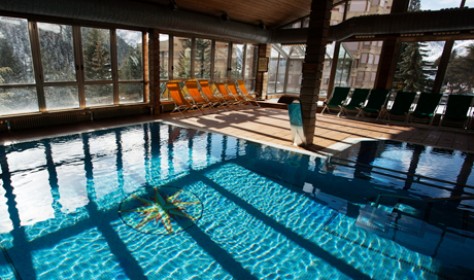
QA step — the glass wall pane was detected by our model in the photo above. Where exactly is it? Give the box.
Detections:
[0,16,37,115]
[418,0,462,11]
[276,56,287,92]
[117,29,143,81]
[214,41,229,81]
[38,23,76,82]
[231,43,244,80]
[335,44,352,87]
[159,34,169,80]
[442,40,474,94]
[284,45,305,93]
[267,47,279,94]
[0,16,35,84]
[173,36,192,79]
[84,84,113,106]
[119,83,144,103]
[81,27,112,81]
[345,0,391,19]
[342,40,382,89]
[286,60,302,93]
[244,44,256,79]
[194,38,211,79]
[0,87,38,115]
[330,4,345,25]
[393,41,444,92]
[44,86,79,110]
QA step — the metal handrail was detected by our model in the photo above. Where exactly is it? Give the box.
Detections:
[373,193,474,208]
[328,156,474,191]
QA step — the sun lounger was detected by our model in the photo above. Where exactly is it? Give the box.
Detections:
[439,94,474,129]
[379,91,416,122]
[408,92,442,125]
[166,80,199,114]
[321,87,350,114]
[337,88,370,117]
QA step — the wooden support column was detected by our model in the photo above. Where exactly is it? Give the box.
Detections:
[327,0,348,101]
[374,0,410,89]
[300,0,332,146]
[433,0,467,93]
[149,29,161,115]
[255,44,271,100]
[432,40,454,93]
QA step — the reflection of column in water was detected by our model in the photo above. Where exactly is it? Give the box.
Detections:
[354,141,378,179]
[403,144,425,190]
[0,145,38,280]
[451,153,474,207]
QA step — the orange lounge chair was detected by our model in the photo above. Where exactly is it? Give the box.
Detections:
[226,82,251,105]
[214,82,241,105]
[166,80,199,113]
[184,80,213,109]
[198,80,227,107]
[237,80,260,106]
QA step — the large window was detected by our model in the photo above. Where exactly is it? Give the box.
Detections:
[0,16,147,117]
[117,29,144,104]
[244,44,257,92]
[267,44,305,95]
[0,16,38,115]
[159,34,169,80]
[39,23,79,110]
[173,36,192,79]
[230,43,244,80]
[418,0,467,11]
[214,41,229,81]
[442,40,474,94]
[194,38,211,79]
[81,27,113,106]
[393,41,444,92]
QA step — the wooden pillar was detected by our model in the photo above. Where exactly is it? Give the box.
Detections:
[300,0,332,146]
[149,29,161,114]
[374,0,410,89]
[432,1,466,93]
[255,44,270,100]
[327,0,348,100]
[432,40,454,93]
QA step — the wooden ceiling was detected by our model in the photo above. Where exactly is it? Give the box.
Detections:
[138,0,313,28]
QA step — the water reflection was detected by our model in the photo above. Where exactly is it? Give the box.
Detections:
[0,123,246,234]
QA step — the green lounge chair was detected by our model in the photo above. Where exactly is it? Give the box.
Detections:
[439,94,474,129]
[408,92,442,125]
[356,88,390,118]
[321,87,350,114]
[337,88,370,117]
[379,91,416,122]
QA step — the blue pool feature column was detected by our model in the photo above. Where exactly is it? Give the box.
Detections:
[299,0,332,146]
[279,96,307,146]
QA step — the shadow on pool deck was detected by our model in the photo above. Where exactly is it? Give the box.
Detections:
[165,107,474,155]
[1,107,473,155]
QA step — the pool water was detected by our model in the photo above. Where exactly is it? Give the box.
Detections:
[0,122,473,279]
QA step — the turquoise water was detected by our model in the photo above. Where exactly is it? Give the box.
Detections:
[0,122,473,279]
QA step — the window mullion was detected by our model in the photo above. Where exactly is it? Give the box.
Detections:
[242,44,247,81]
[168,35,174,80]
[190,38,196,79]
[227,42,233,81]
[29,21,46,112]
[72,26,86,108]
[110,29,119,104]
[210,40,216,81]
[143,32,149,103]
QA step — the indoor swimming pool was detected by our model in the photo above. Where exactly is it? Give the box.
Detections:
[0,121,473,279]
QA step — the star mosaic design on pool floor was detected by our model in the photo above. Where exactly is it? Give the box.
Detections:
[119,187,203,235]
